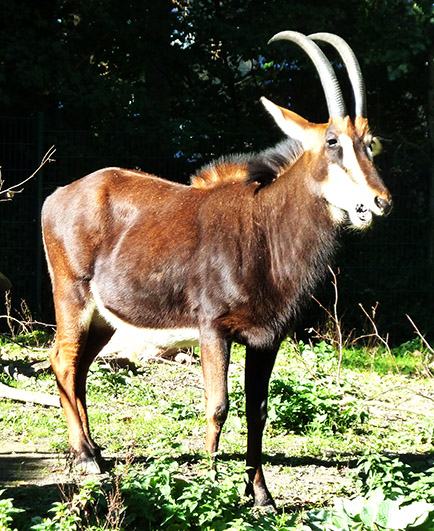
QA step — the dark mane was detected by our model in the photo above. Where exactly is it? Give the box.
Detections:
[191,138,303,190]
[246,138,304,188]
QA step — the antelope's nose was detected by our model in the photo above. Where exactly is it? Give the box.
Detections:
[375,195,393,216]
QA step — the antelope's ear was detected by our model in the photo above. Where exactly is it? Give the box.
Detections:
[260,97,310,143]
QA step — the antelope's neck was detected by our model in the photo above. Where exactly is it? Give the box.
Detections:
[259,172,338,314]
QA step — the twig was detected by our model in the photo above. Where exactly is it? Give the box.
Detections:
[366,400,434,419]
[406,314,434,365]
[329,267,344,386]
[366,384,434,404]
[359,303,400,374]
[312,266,344,386]
[289,339,319,380]
[0,314,55,329]
[0,145,56,201]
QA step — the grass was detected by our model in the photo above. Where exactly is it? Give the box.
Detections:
[0,332,433,529]
[341,338,429,375]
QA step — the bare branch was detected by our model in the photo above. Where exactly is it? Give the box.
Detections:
[328,266,344,386]
[311,267,344,385]
[359,303,400,373]
[406,314,434,356]
[0,145,56,201]
[406,314,434,370]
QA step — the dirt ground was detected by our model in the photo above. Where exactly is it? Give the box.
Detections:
[1,343,433,515]
[0,441,356,515]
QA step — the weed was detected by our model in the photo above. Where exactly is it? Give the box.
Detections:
[30,479,104,530]
[341,340,430,375]
[268,375,367,435]
[87,364,156,403]
[296,340,337,377]
[355,454,434,502]
[229,359,367,437]
[305,490,434,531]
[1,332,433,529]
[0,490,23,531]
[4,446,299,530]
[163,400,201,421]
[304,455,434,530]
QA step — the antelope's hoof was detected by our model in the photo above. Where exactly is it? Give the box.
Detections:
[253,499,276,512]
[76,456,102,474]
[248,485,276,509]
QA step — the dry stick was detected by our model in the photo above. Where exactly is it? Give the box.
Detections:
[312,266,344,386]
[329,266,344,386]
[2,286,56,340]
[0,145,56,201]
[406,314,434,367]
[367,384,434,404]
[0,313,55,331]
[290,341,319,380]
[363,384,434,419]
[366,399,434,419]
[358,303,400,374]
[0,381,60,407]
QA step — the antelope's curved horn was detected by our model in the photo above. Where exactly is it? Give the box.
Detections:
[268,30,346,119]
[309,32,367,118]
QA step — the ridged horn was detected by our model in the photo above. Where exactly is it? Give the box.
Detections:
[309,32,367,118]
[268,30,346,119]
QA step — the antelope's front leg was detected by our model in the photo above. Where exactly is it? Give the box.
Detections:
[245,346,278,507]
[200,331,231,455]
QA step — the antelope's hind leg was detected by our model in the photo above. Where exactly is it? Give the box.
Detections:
[50,289,114,473]
[75,321,115,465]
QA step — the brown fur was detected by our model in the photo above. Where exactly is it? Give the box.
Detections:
[192,160,249,188]
[42,112,391,508]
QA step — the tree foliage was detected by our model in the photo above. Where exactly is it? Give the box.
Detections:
[1,1,432,160]
[0,0,433,338]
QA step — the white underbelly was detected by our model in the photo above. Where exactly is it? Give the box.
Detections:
[90,282,200,349]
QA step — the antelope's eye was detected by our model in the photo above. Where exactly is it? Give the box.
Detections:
[325,125,340,152]
[326,134,339,148]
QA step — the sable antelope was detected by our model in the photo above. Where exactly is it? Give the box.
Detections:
[42,31,391,507]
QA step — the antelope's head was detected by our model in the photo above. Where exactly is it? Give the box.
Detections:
[262,31,392,229]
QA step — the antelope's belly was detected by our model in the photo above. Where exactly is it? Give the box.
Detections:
[90,282,199,348]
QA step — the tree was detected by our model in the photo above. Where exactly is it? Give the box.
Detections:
[0,0,432,338]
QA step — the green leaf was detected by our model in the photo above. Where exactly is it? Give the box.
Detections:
[359,488,385,527]
[375,499,403,528]
[388,501,434,529]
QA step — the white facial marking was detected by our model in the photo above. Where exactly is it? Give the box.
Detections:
[340,134,366,185]
[90,282,199,348]
[322,133,382,228]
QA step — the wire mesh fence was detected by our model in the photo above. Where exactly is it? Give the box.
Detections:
[0,114,431,342]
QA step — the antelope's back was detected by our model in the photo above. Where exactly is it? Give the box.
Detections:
[41,168,200,285]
